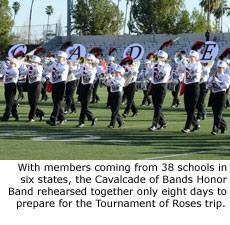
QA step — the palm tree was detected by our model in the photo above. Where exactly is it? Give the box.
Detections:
[213,0,228,31]
[28,0,35,44]
[199,0,220,27]
[45,5,54,40]
[123,0,129,34]
[129,0,134,34]
[117,0,121,34]
[12,1,20,21]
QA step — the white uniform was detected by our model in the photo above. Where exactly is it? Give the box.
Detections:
[50,62,69,84]
[149,61,171,84]
[200,67,210,83]
[24,64,43,84]
[138,66,152,81]
[107,77,125,93]
[78,65,97,85]
[123,66,139,86]
[67,65,78,82]
[3,67,19,84]
[178,62,202,84]
[208,73,230,93]
[105,63,117,75]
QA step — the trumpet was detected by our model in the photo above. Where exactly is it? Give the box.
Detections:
[78,57,85,64]
[151,53,158,62]
[174,52,187,65]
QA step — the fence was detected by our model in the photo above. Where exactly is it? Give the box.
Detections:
[11,24,58,44]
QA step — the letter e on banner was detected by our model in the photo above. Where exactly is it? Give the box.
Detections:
[198,41,218,63]
[123,43,144,61]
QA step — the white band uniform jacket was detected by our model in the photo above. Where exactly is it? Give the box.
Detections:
[24,64,43,84]
[50,62,69,84]
[123,66,139,84]
[3,67,19,84]
[78,65,97,85]
[107,77,125,93]
[200,67,210,83]
[208,73,230,93]
[138,66,153,81]
[170,67,184,83]
[67,65,78,82]
[148,61,172,84]
[105,63,117,75]
[178,62,202,85]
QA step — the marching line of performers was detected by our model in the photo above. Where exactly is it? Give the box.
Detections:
[1,41,230,135]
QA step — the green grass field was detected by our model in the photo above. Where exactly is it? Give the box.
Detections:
[0,82,230,160]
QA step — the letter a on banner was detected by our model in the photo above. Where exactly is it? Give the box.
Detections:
[66,44,86,61]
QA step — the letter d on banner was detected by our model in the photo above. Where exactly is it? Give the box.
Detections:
[123,43,144,61]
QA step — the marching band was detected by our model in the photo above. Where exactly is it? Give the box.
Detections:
[1,40,230,135]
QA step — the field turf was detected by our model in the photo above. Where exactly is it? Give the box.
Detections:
[0,82,230,160]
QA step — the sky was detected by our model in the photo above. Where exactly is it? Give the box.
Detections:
[8,0,230,34]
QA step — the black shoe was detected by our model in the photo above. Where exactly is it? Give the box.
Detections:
[118,121,125,128]
[64,110,68,115]
[0,117,9,122]
[15,114,20,121]
[196,115,201,121]
[191,125,200,132]
[211,131,217,135]
[171,104,176,108]
[181,128,190,133]
[147,102,152,106]
[26,118,32,122]
[158,124,167,130]
[107,125,114,129]
[140,104,146,107]
[70,110,77,114]
[90,100,95,104]
[39,112,45,121]
[91,118,97,126]
[221,128,227,134]
[148,126,157,131]
[122,113,127,118]
[76,123,85,128]
[46,120,55,126]
[131,112,138,117]
[201,113,206,120]
[59,119,67,125]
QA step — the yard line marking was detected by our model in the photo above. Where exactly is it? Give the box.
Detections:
[141,148,230,160]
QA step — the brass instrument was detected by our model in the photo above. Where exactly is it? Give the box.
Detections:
[151,53,158,63]
[79,57,85,64]
[174,52,187,65]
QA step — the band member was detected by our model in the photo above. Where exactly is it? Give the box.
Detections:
[41,52,55,101]
[1,58,20,121]
[207,60,230,135]
[121,57,139,118]
[76,53,97,127]
[147,43,172,131]
[64,59,78,114]
[46,51,69,126]
[170,63,183,107]
[138,56,153,106]
[224,53,230,108]
[106,65,125,128]
[178,41,203,133]
[23,55,45,122]
[196,61,213,120]
[105,48,117,107]
[91,58,102,104]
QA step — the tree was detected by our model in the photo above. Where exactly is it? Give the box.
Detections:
[72,0,124,35]
[128,0,188,34]
[190,8,207,33]
[213,0,228,31]
[28,0,35,44]
[45,5,54,40]
[199,0,220,27]
[123,0,129,34]
[0,0,16,53]
[12,1,20,21]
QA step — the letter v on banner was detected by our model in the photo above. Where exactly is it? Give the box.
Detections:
[198,41,219,63]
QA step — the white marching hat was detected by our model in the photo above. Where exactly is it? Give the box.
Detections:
[115,65,125,75]
[217,60,227,69]
[189,50,200,60]
[95,58,100,64]
[58,51,67,59]
[157,50,168,59]
[31,55,41,64]
[224,58,230,66]
[108,56,115,61]
[86,53,96,62]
